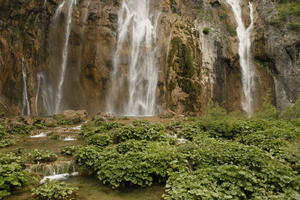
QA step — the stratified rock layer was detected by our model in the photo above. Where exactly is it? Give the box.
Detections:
[0,0,299,116]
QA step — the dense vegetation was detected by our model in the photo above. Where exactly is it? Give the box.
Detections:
[0,153,29,199]
[0,96,299,199]
[32,180,78,200]
[74,98,300,199]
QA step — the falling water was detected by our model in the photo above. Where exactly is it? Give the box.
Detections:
[225,0,255,114]
[36,0,75,116]
[107,0,160,116]
[55,0,75,114]
[22,58,31,116]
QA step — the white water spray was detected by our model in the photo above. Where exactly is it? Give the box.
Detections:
[22,58,31,116]
[55,0,75,114]
[225,0,255,114]
[107,0,160,116]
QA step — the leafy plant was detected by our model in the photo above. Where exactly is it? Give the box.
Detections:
[0,153,28,199]
[0,139,15,148]
[88,134,111,147]
[32,180,78,200]
[61,146,79,156]
[0,124,6,138]
[28,149,57,163]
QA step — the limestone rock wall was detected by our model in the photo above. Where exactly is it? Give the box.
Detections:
[0,0,299,116]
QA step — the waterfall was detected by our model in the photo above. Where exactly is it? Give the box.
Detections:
[225,0,255,114]
[36,0,75,116]
[55,0,75,114]
[22,58,31,116]
[107,0,160,116]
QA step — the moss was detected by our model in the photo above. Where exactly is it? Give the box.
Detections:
[168,37,194,78]
[177,78,200,112]
[226,23,237,37]
[269,2,300,31]
[203,27,210,35]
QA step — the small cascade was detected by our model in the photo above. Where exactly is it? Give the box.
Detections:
[26,160,79,183]
[63,136,77,141]
[55,0,75,114]
[107,0,160,116]
[30,132,48,138]
[21,58,31,116]
[225,0,255,114]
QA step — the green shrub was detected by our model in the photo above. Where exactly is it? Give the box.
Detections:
[7,124,33,135]
[88,134,111,147]
[61,146,79,156]
[32,180,78,200]
[0,125,6,138]
[164,165,300,200]
[77,141,183,188]
[0,139,14,148]
[0,153,28,199]
[280,94,300,119]
[54,115,82,125]
[112,123,166,143]
[75,116,300,198]
[28,149,57,163]
[80,121,120,138]
[238,127,300,153]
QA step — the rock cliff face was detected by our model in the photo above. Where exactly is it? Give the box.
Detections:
[0,0,299,116]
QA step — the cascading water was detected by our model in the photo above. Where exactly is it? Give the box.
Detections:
[55,0,75,114]
[225,0,255,114]
[36,0,75,116]
[22,58,31,116]
[107,0,160,116]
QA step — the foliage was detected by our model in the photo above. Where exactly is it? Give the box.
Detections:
[238,127,300,153]
[0,139,14,148]
[76,141,183,188]
[112,123,167,143]
[28,149,57,163]
[202,27,210,34]
[61,146,79,156]
[255,92,279,119]
[7,123,33,135]
[88,134,111,147]
[270,1,300,31]
[75,114,300,199]
[0,125,6,139]
[280,94,300,119]
[0,153,28,199]
[80,120,120,138]
[164,165,300,200]
[53,115,82,125]
[32,180,78,200]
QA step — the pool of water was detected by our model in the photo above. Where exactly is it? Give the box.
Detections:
[6,176,164,200]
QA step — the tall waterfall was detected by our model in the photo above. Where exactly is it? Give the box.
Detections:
[107,0,160,116]
[36,0,75,116]
[225,0,255,114]
[55,0,75,114]
[22,58,31,116]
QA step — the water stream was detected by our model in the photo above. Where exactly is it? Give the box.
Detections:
[21,58,31,116]
[107,0,160,116]
[35,0,75,116]
[55,0,75,114]
[225,0,255,114]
